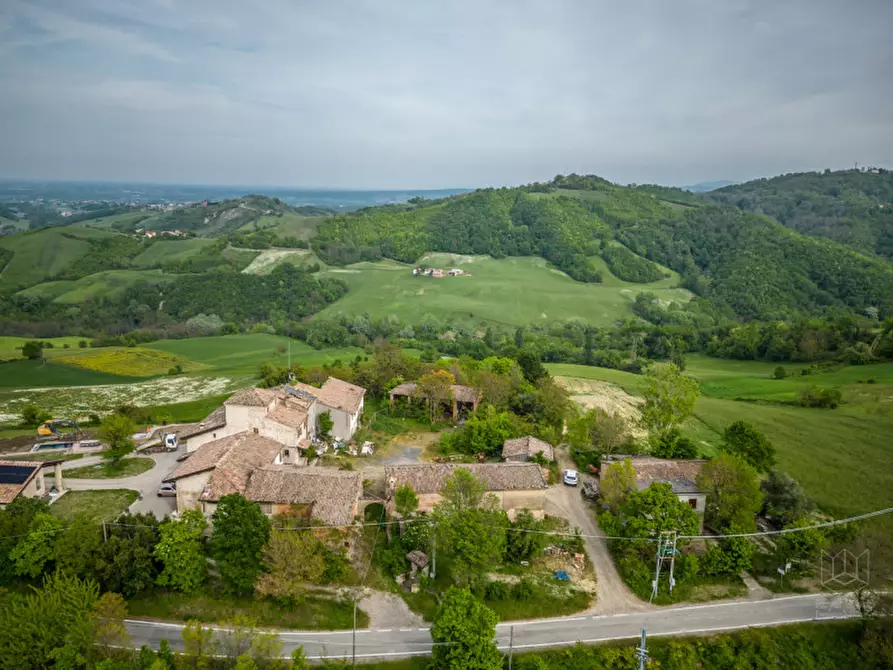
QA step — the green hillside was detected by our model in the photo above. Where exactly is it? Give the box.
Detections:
[709,168,893,258]
[316,252,689,327]
[131,238,215,267]
[311,175,893,320]
[0,226,121,290]
[16,269,174,304]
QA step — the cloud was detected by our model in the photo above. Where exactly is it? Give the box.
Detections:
[1,0,891,187]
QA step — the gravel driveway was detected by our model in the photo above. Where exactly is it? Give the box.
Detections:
[545,449,652,614]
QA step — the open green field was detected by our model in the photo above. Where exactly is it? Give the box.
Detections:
[317,253,691,327]
[239,212,324,239]
[0,359,131,389]
[131,238,214,267]
[548,359,893,519]
[78,211,152,231]
[17,269,174,304]
[0,226,117,289]
[0,336,87,361]
[145,333,363,377]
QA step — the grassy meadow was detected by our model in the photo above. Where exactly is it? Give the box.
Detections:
[548,357,893,519]
[316,253,691,327]
[0,226,116,289]
[130,238,215,267]
[16,269,174,304]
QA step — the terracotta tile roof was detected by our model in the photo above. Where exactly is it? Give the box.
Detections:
[385,463,548,497]
[225,387,278,407]
[604,456,707,495]
[166,432,282,497]
[389,382,479,404]
[502,436,554,461]
[316,377,366,413]
[177,405,226,439]
[244,467,362,526]
[266,404,308,430]
[0,460,46,505]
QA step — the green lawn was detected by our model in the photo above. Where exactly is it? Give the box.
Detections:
[316,253,691,328]
[79,211,152,231]
[0,359,131,389]
[145,334,363,377]
[127,590,366,630]
[50,489,138,523]
[61,457,154,479]
[547,359,893,519]
[145,393,232,423]
[130,238,215,267]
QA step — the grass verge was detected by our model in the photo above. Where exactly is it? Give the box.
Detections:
[127,590,367,630]
[50,489,138,523]
[62,457,155,479]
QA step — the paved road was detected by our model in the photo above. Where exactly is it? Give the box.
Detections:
[59,449,181,518]
[124,592,857,662]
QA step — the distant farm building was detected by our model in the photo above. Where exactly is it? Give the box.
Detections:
[389,382,480,420]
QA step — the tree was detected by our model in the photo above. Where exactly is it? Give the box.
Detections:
[291,646,309,669]
[11,511,63,578]
[760,470,815,526]
[394,483,419,517]
[721,421,776,473]
[22,340,43,360]
[600,459,637,512]
[182,620,216,670]
[640,363,699,439]
[649,428,698,459]
[255,529,325,605]
[95,512,160,598]
[773,366,787,379]
[775,518,829,567]
[440,468,487,512]
[99,413,137,464]
[431,587,502,670]
[0,572,99,670]
[505,509,544,563]
[211,494,272,594]
[91,592,131,656]
[155,509,208,593]
[0,496,49,584]
[54,515,103,580]
[20,403,50,427]
[697,453,763,532]
[417,369,455,421]
[702,525,754,575]
[622,483,701,540]
[517,349,546,383]
[316,411,334,442]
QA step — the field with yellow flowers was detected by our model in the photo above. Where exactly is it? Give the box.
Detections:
[55,347,204,377]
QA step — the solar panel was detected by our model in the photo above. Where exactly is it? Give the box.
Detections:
[0,464,38,485]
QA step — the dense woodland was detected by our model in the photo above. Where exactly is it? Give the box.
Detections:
[709,168,893,258]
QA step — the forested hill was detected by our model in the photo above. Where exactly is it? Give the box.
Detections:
[312,174,893,321]
[708,169,893,259]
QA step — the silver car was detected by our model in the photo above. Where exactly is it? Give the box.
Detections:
[156,483,177,497]
[563,469,579,486]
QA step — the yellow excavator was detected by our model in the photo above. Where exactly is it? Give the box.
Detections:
[36,419,81,439]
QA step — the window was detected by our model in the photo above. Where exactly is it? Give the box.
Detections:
[688,498,698,509]
[283,449,290,457]
[261,503,273,515]
[212,432,216,438]
[253,427,259,435]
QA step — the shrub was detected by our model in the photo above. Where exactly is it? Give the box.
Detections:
[484,580,510,601]
[773,366,786,379]
[512,579,536,601]
[798,386,841,409]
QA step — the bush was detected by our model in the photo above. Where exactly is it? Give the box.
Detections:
[798,386,841,409]
[650,429,698,459]
[773,366,786,379]
[484,580,510,601]
[512,579,536,601]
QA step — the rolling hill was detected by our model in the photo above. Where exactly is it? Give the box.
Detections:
[708,168,893,258]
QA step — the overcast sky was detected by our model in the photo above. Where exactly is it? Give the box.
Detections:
[1,0,891,189]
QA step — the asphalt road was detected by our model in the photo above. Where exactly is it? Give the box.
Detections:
[125,592,857,662]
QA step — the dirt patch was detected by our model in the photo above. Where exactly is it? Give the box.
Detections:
[556,378,646,438]
[241,249,312,275]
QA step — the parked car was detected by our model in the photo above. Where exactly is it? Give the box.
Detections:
[157,483,177,497]
[163,433,179,450]
[563,469,579,486]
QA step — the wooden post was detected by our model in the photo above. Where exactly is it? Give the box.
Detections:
[452,399,458,420]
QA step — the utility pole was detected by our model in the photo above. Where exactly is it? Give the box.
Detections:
[102,521,107,542]
[508,625,514,670]
[430,532,436,579]
[650,531,677,602]
[352,597,357,669]
[635,624,648,670]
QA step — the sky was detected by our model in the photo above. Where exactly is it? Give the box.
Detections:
[1,0,891,189]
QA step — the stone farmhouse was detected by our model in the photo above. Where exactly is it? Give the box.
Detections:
[600,455,707,514]
[183,377,366,456]
[384,463,549,520]
[165,432,362,525]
